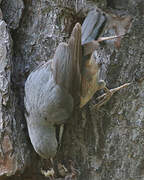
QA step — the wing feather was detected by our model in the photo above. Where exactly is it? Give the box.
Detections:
[52,23,82,105]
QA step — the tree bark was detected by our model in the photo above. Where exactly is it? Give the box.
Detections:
[0,0,144,180]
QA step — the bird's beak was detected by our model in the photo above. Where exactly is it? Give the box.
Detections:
[97,34,125,42]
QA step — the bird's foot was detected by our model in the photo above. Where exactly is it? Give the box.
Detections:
[58,124,64,149]
[93,83,130,109]
[41,158,55,179]
[57,160,80,180]
[41,168,55,180]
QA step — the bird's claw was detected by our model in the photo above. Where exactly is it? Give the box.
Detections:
[93,83,131,109]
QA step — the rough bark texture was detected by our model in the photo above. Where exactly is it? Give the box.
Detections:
[0,0,144,180]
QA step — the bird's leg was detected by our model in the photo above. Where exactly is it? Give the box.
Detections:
[93,86,112,109]
[93,83,130,109]
[59,124,64,144]
[58,124,64,149]
[50,157,54,166]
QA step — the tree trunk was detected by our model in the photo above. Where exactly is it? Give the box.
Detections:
[0,0,144,180]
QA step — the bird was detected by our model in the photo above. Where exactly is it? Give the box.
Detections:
[24,9,128,177]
